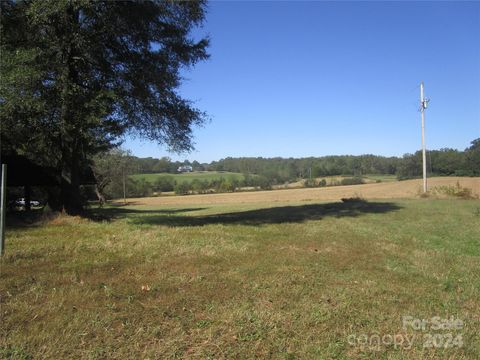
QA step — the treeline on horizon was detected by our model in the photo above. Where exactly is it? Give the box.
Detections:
[129,138,480,183]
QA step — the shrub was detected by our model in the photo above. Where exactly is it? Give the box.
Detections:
[174,182,191,195]
[153,176,175,192]
[418,191,430,198]
[454,169,475,177]
[340,177,365,186]
[191,179,210,194]
[256,176,272,190]
[432,182,476,199]
[217,179,235,193]
[128,178,153,197]
[341,196,365,203]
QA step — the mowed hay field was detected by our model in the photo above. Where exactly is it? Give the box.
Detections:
[125,176,480,206]
[1,178,480,359]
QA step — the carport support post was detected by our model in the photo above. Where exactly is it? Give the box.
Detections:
[1,164,7,256]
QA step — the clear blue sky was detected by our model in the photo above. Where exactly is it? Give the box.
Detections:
[124,1,480,163]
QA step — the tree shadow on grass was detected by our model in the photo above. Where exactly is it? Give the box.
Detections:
[87,207,207,222]
[5,207,208,228]
[125,200,402,227]
[5,200,402,228]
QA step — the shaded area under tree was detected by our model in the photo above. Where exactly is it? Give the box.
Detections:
[90,200,402,227]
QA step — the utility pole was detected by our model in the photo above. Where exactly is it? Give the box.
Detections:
[420,82,429,193]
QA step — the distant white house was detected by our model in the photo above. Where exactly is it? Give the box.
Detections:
[177,165,193,173]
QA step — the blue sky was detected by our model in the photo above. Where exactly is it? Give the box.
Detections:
[124,1,480,163]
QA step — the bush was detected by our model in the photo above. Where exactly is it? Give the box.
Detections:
[217,179,235,193]
[341,195,365,203]
[454,169,475,177]
[255,176,272,190]
[128,178,153,197]
[153,176,175,192]
[319,179,327,187]
[340,177,365,186]
[432,182,476,199]
[174,182,191,195]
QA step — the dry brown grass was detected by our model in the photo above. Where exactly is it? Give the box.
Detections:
[119,177,480,207]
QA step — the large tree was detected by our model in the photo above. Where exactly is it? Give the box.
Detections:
[91,148,135,206]
[0,0,209,213]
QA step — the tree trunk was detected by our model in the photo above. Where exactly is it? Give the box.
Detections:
[94,184,106,207]
[61,148,83,215]
[47,186,63,212]
[57,4,83,215]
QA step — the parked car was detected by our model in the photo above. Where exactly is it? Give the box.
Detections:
[15,198,41,207]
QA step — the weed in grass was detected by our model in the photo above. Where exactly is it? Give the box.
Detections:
[431,181,478,199]
[0,346,33,360]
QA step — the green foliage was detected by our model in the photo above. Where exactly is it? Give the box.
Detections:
[174,182,191,195]
[397,142,480,180]
[190,179,208,194]
[127,178,153,198]
[432,182,477,200]
[0,345,33,360]
[254,176,272,190]
[465,138,480,176]
[217,178,235,193]
[340,177,365,186]
[153,176,176,193]
[99,140,479,195]
[210,155,399,183]
[92,148,135,201]
[132,171,244,184]
[1,0,209,213]
[304,179,317,188]
[396,152,423,180]
[205,142,479,183]
[90,138,480,200]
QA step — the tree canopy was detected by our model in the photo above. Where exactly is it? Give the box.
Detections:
[0,0,209,213]
[102,138,480,190]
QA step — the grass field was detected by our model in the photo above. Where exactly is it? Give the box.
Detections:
[1,179,479,359]
[130,171,245,184]
[363,174,398,182]
[122,176,480,206]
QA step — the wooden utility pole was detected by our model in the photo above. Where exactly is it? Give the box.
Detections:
[420,82,428,193]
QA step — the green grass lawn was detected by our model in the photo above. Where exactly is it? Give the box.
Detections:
[363,174,398,182]
[130,171,245,184]
[1,199,479,359]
